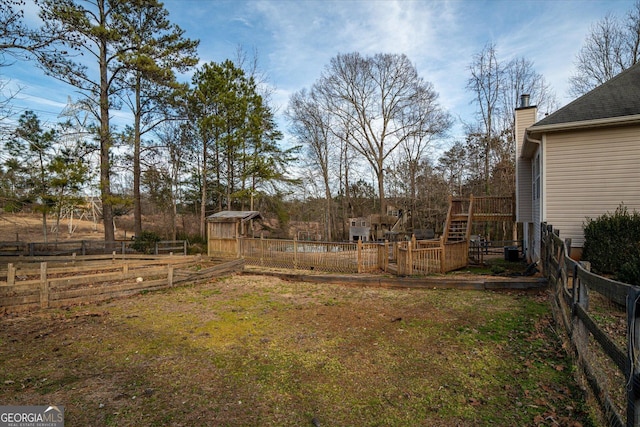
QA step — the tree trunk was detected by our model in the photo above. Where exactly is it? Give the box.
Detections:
[99,36,115,244]
[200,140,207,239]
[133,73,142,237]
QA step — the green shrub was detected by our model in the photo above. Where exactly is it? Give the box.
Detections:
[582,205,640,285]
[131,231,161,254]
[618,257,640,286]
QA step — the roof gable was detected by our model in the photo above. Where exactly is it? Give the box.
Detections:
[532,62,640,128]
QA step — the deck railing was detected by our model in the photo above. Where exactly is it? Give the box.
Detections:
[472,196,514,217]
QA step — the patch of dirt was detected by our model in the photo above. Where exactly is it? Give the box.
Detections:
[0,213,107,242]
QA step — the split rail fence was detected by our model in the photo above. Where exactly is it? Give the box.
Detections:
[209,235,468,275]
[542,223,640,427]
[0,239,188,256]
[0,254,244,313]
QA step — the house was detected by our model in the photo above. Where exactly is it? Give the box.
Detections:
[515,63,640,262]
[348,217,370,242]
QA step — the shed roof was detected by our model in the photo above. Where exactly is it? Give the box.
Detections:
[530,62,640,130]
[206,210,261,222]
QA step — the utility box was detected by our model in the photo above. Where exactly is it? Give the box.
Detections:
[504,246,519,262]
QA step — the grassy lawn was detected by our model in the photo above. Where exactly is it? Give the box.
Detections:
[0,274,594,426]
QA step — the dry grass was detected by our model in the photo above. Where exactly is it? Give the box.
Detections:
[0,274,595,426]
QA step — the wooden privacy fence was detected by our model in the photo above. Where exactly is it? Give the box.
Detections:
[209,235,468,275]
[0,254,244,313]
[542,223,640,427]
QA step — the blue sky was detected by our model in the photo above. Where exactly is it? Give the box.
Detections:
[2,0,636,149]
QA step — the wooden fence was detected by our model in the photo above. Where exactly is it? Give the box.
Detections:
[212,235,470,276]
[0,239,188,256]
[234,236,381,274]
[0,254,244,313]
[542,223,640,427]
[395,237,469,275]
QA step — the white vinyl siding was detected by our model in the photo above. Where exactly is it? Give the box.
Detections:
[531,147,542,261]
[544,126,640,247]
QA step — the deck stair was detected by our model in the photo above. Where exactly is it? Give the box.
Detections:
[441,194,515,250]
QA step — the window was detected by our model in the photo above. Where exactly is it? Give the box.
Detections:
[351,221,356,226]
[361,221,366,227]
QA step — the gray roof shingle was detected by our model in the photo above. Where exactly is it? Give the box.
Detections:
[532,62,640,127]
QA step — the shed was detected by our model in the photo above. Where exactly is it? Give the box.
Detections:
[206,211,262,256]
[207,210,262,238]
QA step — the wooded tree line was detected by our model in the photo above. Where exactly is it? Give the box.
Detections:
[1,0,639,243]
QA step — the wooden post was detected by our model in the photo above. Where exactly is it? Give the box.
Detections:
[260,233,265,266]
[440,236,446,274]
[383,240,389,272]
[7,263,15,286]
[407,239,413,275]
[294,235,298,270]
[154,242,159,255]
[357,237,362,274]
[40,262,48,308]
[626,287,640,426]
[81,240,86,256]
[168,265,174,287]
[183,240,187,255]
[573,262,590,359]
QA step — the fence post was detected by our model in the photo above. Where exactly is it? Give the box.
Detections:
[7,263,15,286]
[383,240,389,272]
[294,235,298,270]
[573,262,590,359]
[440,236,445,274]
[357,238,362,274]
[183,240,187,255]
[81,240,86,256]
[407,239,413,275]
[260,233,265,266]
[40,262,48,308]
[155,242,159,255]
[627,287,640,427]
[168,265,174,287]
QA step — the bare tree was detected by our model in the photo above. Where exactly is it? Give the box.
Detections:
[316,52,448,216]
[466,44,557,197]
[467,43,502,195]
[569,2,640,96]
[287,88,337,241]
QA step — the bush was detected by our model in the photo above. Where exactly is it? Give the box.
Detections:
[582,205,640,285]
[131,231,161,254]
[618,258,640,286]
